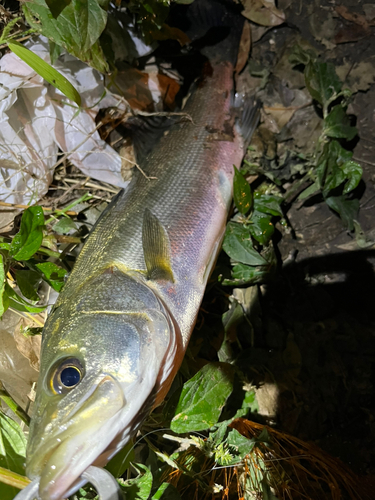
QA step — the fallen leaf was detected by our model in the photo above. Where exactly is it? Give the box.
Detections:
[335,5,369,28]
[363,4,375,23]
[336,60,375,93]
[156,73,180,110]
[334,23,371,44]
[150,24,190,46]
[14,319,42,372]
[241,0,285,27]
[249,23,270,42]
[119,139,136,182]
[235,21,252,75]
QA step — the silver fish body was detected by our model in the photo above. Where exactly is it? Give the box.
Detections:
[26,6,258,498]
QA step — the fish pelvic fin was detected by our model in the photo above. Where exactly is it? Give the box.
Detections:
[234,96,261,147]
[142,208,174,282]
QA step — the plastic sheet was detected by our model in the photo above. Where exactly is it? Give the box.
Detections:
[0,37,128,205]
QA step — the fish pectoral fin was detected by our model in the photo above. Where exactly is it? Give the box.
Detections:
[142,208,174,282]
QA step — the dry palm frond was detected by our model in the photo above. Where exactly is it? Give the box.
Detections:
[161,418,374,500]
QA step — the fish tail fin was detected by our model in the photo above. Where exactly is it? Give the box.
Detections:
[174,0,245,66]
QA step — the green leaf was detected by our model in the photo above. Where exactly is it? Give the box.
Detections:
[14,270,40,302]
[249,212,274,245]
[152,483,181,500]
[121,463,152,500]
[49,40,63,64]
[22,0,109,72]
[304,60,341,106]
[323,105,357,140]
[4,284,46,314]
[227,428,255,459]
[325,195,359,231]
[0,412,27,500]
[171,362,234,433]
[222,263,267,286]
[53,217,77,235]
[7,41,81,106]
[232,390,258,420]
[0,256,5,318]
[9,207,45,261]
[233,166,253,215]
[222,223,267,266]
[253,193,283,217]
[288,44,315,66]
[342,160,362,194]
[298,181,319,201]
[0,243,10,251]
[35,262,67,292]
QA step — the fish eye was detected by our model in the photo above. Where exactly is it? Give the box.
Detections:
[51,358,84,394]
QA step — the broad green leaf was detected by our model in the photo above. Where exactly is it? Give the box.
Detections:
[298,181,319,201]
[325,196,359,231]
[304,60,341,106]
[223,223,267,266]
[249,212,274,245]
[218,299,244,362]
[171,362,234,433]
[0,412,27,500]
[23,0,109,72]
[7,41,81,106]
[49,40,63,64]
[226,428,256,459]
[253,193,283,217]
[323,105,357,140]
[232,390,258,420]
[342,160,362,194]
[222,263,267,287]
[4,284,46,314]
[53,217,77,235]
[233,166,253,215]
[0,256,5,318]
[9,207,44,261]
[152,483,181,500]
[121,463,152,500]
[14,270,40,301]
[35,262,67,292]
[0,243,10,250]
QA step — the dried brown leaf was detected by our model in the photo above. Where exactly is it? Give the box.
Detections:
[241,0,286,27]
[335,5,369,28]
[235,20,252,75]
[14,320,42,372]
[334,23,370,44]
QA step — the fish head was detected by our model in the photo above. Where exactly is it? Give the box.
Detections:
[27,268,179,500]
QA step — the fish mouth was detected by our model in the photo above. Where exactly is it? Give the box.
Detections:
[27,375,128,500]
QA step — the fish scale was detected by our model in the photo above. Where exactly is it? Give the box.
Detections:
[25,2,260,499]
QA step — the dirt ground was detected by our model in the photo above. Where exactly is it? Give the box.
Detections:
[246,0,375,480]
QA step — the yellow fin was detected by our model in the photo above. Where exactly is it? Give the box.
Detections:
[142,209,174,282]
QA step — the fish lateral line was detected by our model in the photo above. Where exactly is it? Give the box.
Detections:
[79,310,152,317]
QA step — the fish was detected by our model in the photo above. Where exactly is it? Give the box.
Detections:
[26,1,259,499]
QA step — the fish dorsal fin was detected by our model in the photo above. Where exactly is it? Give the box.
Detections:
[142,209,174,282]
